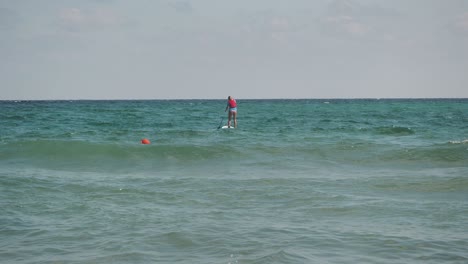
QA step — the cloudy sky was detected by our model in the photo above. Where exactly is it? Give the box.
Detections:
[1,0,468,99]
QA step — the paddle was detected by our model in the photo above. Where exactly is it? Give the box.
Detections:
[217,117,224,129]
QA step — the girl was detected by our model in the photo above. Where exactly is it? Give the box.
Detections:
[224,96,237,128]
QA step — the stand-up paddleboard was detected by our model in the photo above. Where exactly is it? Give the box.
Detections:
[217,118,235,129]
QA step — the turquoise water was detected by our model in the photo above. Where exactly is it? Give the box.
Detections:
[1,99,468,263]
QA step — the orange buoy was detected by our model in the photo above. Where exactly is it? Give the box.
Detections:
[141,138,150,145]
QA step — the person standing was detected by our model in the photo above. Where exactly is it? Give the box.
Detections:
[225,96,237,128]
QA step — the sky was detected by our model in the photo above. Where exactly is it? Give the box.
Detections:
[1,0,468,99]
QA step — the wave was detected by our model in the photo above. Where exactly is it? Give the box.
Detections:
[0,139,242,172]
[394,143,468,164]
[372,175,468,192]
[375,126,415,136]
[1,139,237,159]
[449,139,468,144]
[1,137,467,172]
[248,249,309,263]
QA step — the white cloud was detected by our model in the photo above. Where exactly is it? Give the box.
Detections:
[328,0,356,16]
[322,0,403,40]
[59,8,85,25]
[58,7,127,32]
[327,0,399,18]
[455,12,468,32]
[264,16,294,43]
[0,7,21,30]
[322,15,371,37]
[168,1,193,14]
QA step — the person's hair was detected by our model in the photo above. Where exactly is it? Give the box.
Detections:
[228,96,232,100]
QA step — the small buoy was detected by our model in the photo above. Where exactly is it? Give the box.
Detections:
[141,138,150,144]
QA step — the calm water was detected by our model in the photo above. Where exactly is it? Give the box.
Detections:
[1,99,468,263]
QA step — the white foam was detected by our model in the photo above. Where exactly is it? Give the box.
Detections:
[449,139,468,144]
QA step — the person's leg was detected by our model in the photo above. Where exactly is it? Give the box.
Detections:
[228,111,232,127]
[233,111,237,128]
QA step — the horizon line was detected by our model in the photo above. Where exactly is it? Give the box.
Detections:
[1,97,467,101]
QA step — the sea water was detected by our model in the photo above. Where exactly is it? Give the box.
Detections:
[1,99,467,263]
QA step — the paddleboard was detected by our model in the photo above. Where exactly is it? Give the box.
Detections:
[221,126,235,129]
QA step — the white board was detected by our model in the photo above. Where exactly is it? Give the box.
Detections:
[221,126,235,129]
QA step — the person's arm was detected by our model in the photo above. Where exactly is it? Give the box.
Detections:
[225,103,228,112]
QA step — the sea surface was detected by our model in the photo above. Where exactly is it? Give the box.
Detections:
[1,99,468,264]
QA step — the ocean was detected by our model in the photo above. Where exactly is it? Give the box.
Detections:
[1,99,467,263]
